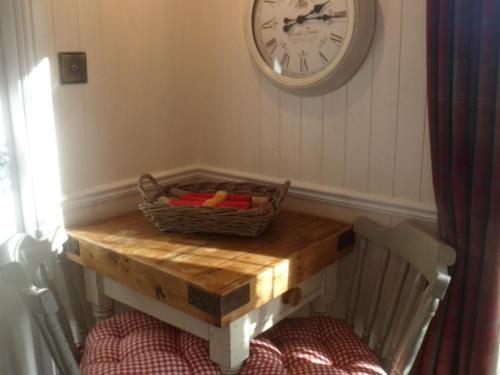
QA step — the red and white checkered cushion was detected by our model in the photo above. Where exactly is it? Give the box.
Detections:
[81,311,221,375]
[241,317,386,375]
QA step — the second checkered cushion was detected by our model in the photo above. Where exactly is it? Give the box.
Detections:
[241,317,386,375]
[81,311,221,375]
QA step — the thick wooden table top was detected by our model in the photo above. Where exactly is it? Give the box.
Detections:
[67,210,354,327]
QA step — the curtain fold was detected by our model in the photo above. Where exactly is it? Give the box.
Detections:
[0,0,65,244]
[0,0,66,373]
[417,0,500,374]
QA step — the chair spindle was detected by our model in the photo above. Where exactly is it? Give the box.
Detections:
[384,272,426,367]
[390,286,439,375]
[40,261,81,361]
[26,287,80,375]
[346,236,368,327]
[374,260,409,356]
[362,248,390,342]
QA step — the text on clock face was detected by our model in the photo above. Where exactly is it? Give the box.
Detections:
[253,0,349,78]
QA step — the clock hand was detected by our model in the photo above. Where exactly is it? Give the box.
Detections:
[309,14,335,21]
[283,1,331,24]
[283,16,307,32]
[283,14,333,32]
[308,0,331,17]
[283,1,331,32]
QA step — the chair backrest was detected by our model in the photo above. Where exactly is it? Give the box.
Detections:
[346,218,456,375]
[0,234,80,375]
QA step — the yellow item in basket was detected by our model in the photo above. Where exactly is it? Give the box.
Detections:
[214,191,228,202]
[202,199,218,208]
[156,196,171,205]
[202,190,228,208]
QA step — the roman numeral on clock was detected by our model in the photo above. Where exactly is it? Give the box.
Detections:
[261,19,274,29]
[300,56,309,72]
[319,51,329,64]
[330,33,344,44]
[266,38,278,54]
[281,52,290,69]
[334,11,347,18]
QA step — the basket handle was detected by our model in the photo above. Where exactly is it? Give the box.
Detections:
[274,180,291,208]
[137,174,166,203]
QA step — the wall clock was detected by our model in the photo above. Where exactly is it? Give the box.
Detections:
[244,0,375,95]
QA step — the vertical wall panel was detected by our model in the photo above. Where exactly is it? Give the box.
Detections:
[76,0,107,188]
[198,0,221,167]
[241,71,262,174]
[232,0,262,174]
[31,0,56,58]
[393,0,427,200]
[51,0,80,49]
[300,97,323,183]
[344,53,373,192]
[260,77,281,176]
[220,0,245,170]
[322,87,347,186]
[163,0,200,169]
[368,0,402,196]
[280,91,301,180]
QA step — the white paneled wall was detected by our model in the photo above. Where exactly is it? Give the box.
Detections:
[31,0,199,194]
[29,0,434,225]
[197,0,433,207]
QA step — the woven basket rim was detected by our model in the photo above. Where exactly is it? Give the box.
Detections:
[137,174,290,237]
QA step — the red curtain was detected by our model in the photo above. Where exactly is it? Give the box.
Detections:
[415,0,500,374]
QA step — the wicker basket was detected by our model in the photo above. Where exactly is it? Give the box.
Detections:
[137,174,291,237]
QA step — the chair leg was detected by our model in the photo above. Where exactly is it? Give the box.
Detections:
[310,263,337,316]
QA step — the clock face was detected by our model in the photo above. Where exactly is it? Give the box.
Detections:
[252,0,350,79]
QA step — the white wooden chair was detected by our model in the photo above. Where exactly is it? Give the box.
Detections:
[0,234,221,375]
[0,234,80,375]
[347,218,456,374]
[240,218,456,375]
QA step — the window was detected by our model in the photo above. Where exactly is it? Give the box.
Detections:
[0,48,22,244]
[0,0,64,244]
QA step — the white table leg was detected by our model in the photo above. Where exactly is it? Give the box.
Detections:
[83,269,113,324]
[209,315,251,374]
[310,263,337,316]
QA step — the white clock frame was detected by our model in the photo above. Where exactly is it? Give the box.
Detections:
[244,0,376,96]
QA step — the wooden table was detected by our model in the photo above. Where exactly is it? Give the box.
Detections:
[65,210,354,373]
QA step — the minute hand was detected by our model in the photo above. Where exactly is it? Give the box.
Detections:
[304,0,331,17]
[283,1,331,32]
